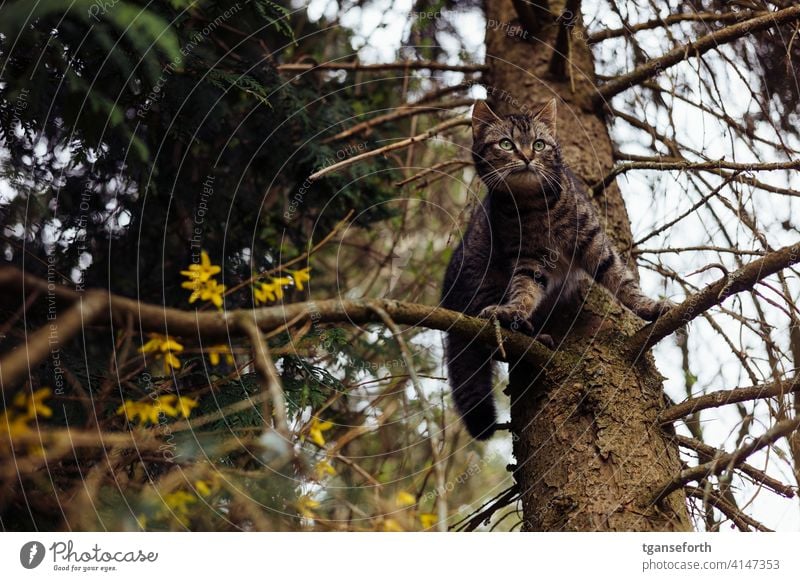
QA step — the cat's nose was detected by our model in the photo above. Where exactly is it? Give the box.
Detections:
[522,147,534,159]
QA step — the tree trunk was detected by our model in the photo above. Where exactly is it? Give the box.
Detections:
[485,0,691,531]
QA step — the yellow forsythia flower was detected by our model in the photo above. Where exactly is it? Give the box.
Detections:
[288,267,311,291]
[306,417,334,447]
[382,519,404,532]
[194,480,213,497]
[0,410,32,439]
[395,491,417,508]
[12,387,53,420]
[180,251,226,310]
[180,250,221,283]
[206,344,234,366]
[139,334,184,374]
[419,513,438,529]
[314,459,337,479]
[116,395,198,425]
[253,276,293,305]
[296,495,320,519]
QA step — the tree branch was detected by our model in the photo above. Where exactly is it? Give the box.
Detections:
[596,5,800,102]
[628,241,800,353]
[321,99,474,143]
[686,485,772,532]
[651,417,800,504]
[277,60,487,74]
[661,377,800,424]
[676,435,795,498]
[591,157,800,197]
[587,10,764,44]
[0,291,108,392]
[309,117,470,181]
[0,267,552,391]
[236,315,290,438]
[370,305,448,532]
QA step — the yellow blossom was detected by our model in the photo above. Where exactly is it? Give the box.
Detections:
[139,334,184,374]
[253,281,277,305]
[288,267,311,291]
[419,513,438,529]
[194,480,212,496]
[183,278,226,309]
[206,344,235,366]
[253,276,292,305]
[180,251,221,283]
[161,490,197,525]
[314,459,337,479]
[307,417,334,447]
[395,491,417,508]
[0,410,31,439]
[296,495,320,519]
[116,394,199,425]
[12,387,53,420]
[382,519,404,532]
[173,395,199,418]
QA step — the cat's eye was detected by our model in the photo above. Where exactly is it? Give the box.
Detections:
[498,139,514,151]
[533,140,546,151]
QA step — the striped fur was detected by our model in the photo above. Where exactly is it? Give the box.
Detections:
[441,99,674,440]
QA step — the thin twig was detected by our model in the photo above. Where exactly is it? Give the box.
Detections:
[236,315,289,438]
[676,435,795,498]
[662,377,800,424]
[308,117,470,181]
[628,241,800,353]
[651,417,800,504]
[686,485,772,532]
[597,5,800,101]
[368,305,448,533]
[277,60,487,73]
[323,99,474,143]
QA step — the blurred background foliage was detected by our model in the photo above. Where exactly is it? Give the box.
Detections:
[0,0,509,531]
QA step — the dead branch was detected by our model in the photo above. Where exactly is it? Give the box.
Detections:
[628,241,800,353]
[662,377,800,424]
[309,117,470,181]
[592,157,800,197]
[685,485,772,532]
[597,5,800,101]
[651,417,800,504]
[676,435,795,498]
[588,10,764,44]
[277,60,487,73]
[394,159,472,187]
[370,305,447,532]
[322,99,474,143]
[453,485,519,532]
[549,0,581,79]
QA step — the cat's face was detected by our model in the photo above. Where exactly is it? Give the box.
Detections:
[471,99,561,194]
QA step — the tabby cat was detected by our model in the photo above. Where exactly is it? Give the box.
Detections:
[441,99,673,440]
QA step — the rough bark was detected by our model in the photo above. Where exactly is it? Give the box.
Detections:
[484,0,691,531]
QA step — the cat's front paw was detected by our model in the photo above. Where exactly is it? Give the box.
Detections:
[478,305,534,334]
[636,299,677,322]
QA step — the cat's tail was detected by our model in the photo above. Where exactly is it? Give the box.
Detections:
[445,332,496,440]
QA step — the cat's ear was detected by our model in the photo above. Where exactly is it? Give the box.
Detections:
[533,98,558,134]
[472,100,502,139]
